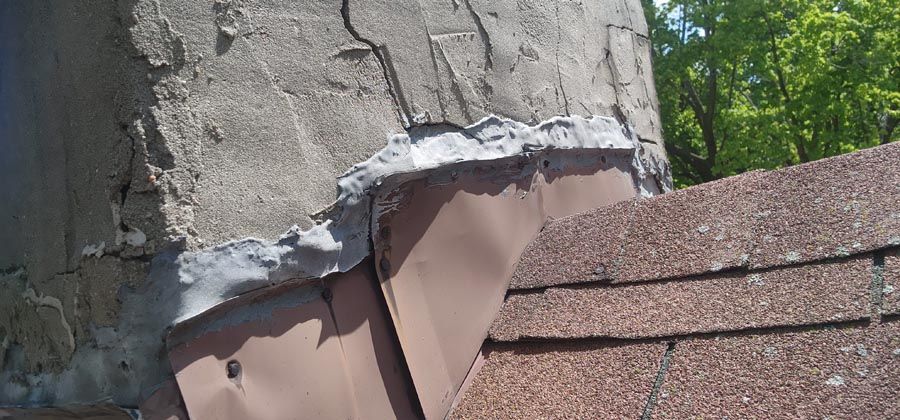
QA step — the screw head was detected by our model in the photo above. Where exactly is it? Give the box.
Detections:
[379,256,391,274]
[321,288,333,302]
[226,360,241,379]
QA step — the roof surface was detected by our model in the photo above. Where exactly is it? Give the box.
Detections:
[452,142,900,419]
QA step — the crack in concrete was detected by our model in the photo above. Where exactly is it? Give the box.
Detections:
[606,23,649,40]
[112,123,139,249]
[604,44,629,128]
[462,0,493,71]
[433,38,476,122]
[553,0,570,116]
[340,0,411,127]
[421,20,451,125]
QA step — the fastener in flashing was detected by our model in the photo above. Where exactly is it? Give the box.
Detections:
[226,360,241,379]
[380,256,391,274]
[321,287,333,302]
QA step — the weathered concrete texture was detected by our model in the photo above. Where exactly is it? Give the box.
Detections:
[653,324,900,419]
[493,257,872,341]
[450,342,666,419]
[0,269,75,373]
[0,1,133,279]
[76,257,148,331]
[121,0,405,247]
[0,0,150,387]
[346,0,665,154]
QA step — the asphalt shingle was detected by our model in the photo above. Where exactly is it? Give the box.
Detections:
[614,171,762,283]
[509,199,635,289]
[749,142,900,268]
[491,257,871,341]
[509,143,900,288]
[450,341,666,419]
[652,323,900,419]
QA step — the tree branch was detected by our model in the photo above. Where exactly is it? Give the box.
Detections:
[762,14,792,102]
[665,141,715,182]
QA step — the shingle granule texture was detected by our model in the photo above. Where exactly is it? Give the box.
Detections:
[490,257,871,341]
[614,171,763,283]
[883,248,900,315]
[509,199,635,289]
[749,141,900,269]
[652,323,900,419]
[508,143,900,289]
[449,342,667,419]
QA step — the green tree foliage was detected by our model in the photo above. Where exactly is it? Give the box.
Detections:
[642,0,899,187]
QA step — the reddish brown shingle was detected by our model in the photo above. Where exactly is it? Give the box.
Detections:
[749,142,900,269]
[652,323,900,419]
[491,257,871,341]
[450,341,667,419]
[614,171,762,283]
[463,144,900,419]
[509,199,635,289]
[509,143,900,289]
[883,248,900,315]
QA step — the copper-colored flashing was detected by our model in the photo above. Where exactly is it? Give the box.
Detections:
[372,150,640,418]
[167,263,417,419]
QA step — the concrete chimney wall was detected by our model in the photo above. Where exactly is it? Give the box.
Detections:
[0,0,666,407]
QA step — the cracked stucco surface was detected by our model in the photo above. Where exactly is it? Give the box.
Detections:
[0,0,666,407]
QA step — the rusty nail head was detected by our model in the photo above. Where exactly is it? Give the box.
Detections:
[226,360,241,379]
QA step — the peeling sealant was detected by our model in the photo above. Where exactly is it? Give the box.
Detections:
[4,114,670,406]
[166,114,666,322]
[20,288,76,357]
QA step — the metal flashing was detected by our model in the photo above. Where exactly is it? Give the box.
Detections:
[372,149,641,418]
[163,147,646,419]
[166,263,417,419]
